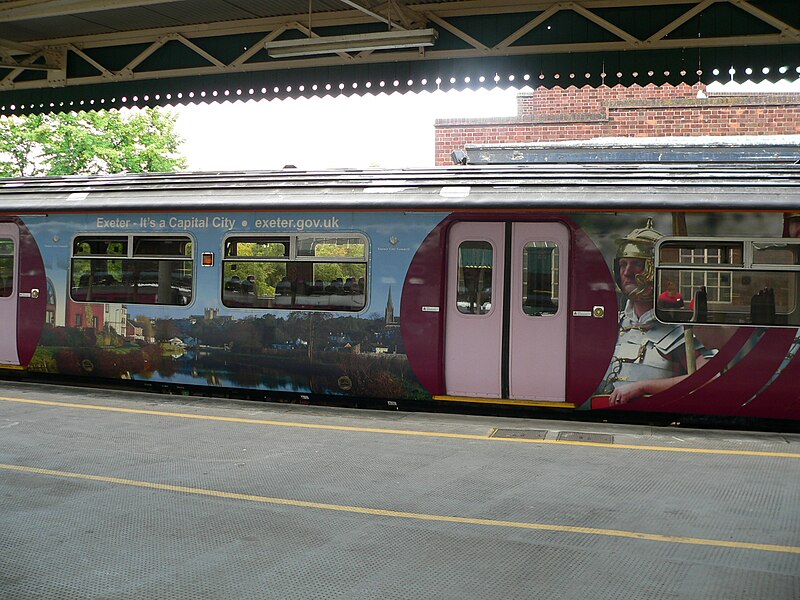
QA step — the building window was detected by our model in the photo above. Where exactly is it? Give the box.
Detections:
[70,235,193,306]
[677,246,734,303]
[222,234,367,311]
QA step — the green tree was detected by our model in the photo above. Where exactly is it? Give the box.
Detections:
[133,316,155,342]
[154,318,181,342]
[313,241,366,284]
[0,114,46,176]
[0,108,186,176]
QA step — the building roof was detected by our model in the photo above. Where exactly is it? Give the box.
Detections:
[459,135,800,164]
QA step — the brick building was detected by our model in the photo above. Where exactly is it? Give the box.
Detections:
[434,83,800,165]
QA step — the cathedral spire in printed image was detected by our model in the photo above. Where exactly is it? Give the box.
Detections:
[385,286,399,329]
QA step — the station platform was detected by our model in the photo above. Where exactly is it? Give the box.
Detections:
[1,380,799,599]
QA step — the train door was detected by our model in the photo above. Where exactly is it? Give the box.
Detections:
[0,223,19,365]
[444,221,569,402]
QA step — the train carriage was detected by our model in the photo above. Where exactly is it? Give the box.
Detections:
[0,164,798,421]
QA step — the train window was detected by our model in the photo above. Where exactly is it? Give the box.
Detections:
[0,238,13,298]
[133,236,192,258]
[655,238,800,327]
[753,241,800,266]
[658,241,743,267]
[222,234,368,311]
[296,236,366,259]
[522,242,559,316]
[73,236,128,257]
[225,237,289,259]
[70,235,193,306]
[456,241,493,315]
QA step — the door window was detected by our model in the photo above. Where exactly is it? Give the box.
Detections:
[0,238,14,298]
[522,242,559,316]
[456,241,493,315]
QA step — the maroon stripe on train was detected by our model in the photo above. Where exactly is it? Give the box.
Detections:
[400,212,618,402]
[601,327,754,412]
[2,217,46,367]
[635,328,754,409]
[736,333,800,420]
[664,329,798,417]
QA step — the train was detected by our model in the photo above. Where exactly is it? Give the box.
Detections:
[0,164,798,422]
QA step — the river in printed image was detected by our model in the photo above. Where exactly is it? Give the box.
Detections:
[131,355,319,393]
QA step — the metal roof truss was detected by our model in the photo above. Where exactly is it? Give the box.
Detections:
[0,0,798,114]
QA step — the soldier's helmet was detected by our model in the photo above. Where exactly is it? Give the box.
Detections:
[614,217,663,299]
[784,212,800,238]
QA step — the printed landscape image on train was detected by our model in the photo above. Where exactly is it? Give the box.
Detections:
[0,167,798,421]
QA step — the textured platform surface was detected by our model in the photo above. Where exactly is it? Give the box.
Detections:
[1,380,799,599]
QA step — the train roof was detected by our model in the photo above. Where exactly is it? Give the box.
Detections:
[0,163,799,212]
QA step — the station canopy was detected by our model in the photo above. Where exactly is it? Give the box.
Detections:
[0,0,798,115]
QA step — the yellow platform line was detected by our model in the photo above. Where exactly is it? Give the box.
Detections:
[2,395,800,458]
[2,462,798,555]
[433,395,576,408]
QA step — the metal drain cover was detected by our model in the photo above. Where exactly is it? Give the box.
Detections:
[556,431,614,444]
[490,429,548,440]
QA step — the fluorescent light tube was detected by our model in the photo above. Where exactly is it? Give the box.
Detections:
[266,29,437,58]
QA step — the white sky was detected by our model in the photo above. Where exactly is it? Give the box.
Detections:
[174,88,520,171]
[173,90,517,171]
[173,78,800,171]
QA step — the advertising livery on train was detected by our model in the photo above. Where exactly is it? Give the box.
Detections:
[0,165,798,421]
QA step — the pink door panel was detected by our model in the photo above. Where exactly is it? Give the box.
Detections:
[509,222,569,401]
[445,221,569,402]
[444,222,504,398]
[0,223,19,365]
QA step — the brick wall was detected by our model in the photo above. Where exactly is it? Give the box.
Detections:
[434,83,800,165]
